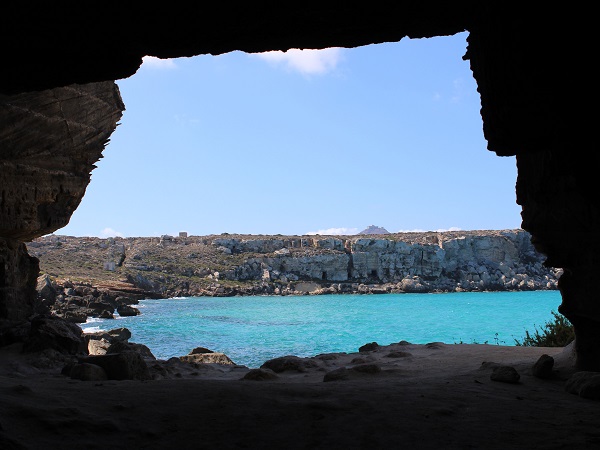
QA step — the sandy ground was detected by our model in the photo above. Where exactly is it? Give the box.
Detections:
[1,341,599,450]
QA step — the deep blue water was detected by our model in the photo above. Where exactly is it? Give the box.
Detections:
[81,290,563,369]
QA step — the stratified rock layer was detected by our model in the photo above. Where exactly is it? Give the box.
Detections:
[29,230,560,315]
[0,82,124,240]
[0,82,124,320]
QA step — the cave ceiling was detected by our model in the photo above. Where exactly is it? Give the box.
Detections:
[2,4,473,95]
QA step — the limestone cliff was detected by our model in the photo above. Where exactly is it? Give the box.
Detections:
[29,229,559,309]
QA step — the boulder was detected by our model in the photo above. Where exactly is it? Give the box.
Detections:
[358,342,379,352]
[23,314,85,355]
[78,352,151,380]
[241,368,279,381]
[532,354,555,379]
[69,362,108,381]
[189,347,214,354]
[36,274,57,304]
[87,337,111,355]
[101,327,132,342]
[565,371,600,400]
[179,352,235,365]
[116,305,140,316]
[490,365,520,384]
[260,355,320,373]
[108,340,156,360]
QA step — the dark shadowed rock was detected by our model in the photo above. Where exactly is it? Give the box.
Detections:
[565,371,600,400]
[61,362,76,376]
[116,305,140,317]
[23,314,85,355]
[315,353,340,361]
[107,341,156,360]
[86,299,116,315]
[324,363,382,382]
[69,362,108,381]
[242,368,279,381]
[532,354,555,379]
[359,342,379,352]
[115,296,138,305]
[323,367,350,382]
[425,342,445,350]
[351,363,382,374]
[385,351,412,358]
[260,355,320,373]
[78,353,151,380]
[189,347,214,354]
[490,365,520,383]
[61,310,89,323]
[350,357,370,364]
[0,432,28,450]
[0,320,30,346]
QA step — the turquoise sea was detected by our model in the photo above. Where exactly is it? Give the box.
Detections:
[81,290,563,369]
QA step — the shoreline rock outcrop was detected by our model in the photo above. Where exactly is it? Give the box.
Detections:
[27,229,561,323]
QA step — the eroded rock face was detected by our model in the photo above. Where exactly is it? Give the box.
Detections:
[0,82,124,240]
[0,238,39,321]
[29,230,560,306]
[464,14,599,368]
[0,82,125,320]
[516,147,600,370]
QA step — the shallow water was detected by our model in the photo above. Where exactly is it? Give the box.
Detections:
[82,290,563,368]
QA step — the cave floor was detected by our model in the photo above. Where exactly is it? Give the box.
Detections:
[1,342,598,449]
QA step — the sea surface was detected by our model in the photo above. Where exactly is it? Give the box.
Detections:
[81,290,563,369]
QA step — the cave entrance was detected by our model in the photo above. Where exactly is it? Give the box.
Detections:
[56,32,519,240]
[23,31,539,377]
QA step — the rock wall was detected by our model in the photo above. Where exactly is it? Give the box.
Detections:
[213,230,558,292]
[0,238,39,321]
[0,82,125,320]
[30,230,559,310]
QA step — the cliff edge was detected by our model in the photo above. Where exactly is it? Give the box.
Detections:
[26,229,561,322]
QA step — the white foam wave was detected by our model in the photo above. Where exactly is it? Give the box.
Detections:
[82,325,104,334]
[85,317,103,324]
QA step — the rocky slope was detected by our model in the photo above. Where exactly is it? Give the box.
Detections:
[26,229,561,323]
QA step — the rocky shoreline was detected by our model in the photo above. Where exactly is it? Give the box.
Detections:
[28,229,561,324]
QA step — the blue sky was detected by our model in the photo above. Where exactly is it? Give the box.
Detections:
[57,31,521,238]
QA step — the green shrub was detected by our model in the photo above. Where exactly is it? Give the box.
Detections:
[514,310,575,347]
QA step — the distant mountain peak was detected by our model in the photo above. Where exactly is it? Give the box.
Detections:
[357,225,390,235]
